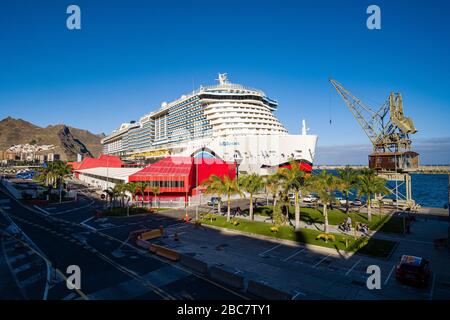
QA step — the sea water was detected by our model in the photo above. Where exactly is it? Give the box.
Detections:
[314,170,449,209]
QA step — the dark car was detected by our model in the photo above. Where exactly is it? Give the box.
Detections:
[395,255,431,287]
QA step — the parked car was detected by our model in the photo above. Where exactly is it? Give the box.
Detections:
[207,197,221,207]
[395,255,431,287]
[352,199,363,206]
[288,193,296,199]
[302,195,318,203]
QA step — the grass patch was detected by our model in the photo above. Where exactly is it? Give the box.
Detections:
[201,215,396,258]
[246,205,404,234]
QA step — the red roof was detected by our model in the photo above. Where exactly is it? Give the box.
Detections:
[67,161,81,170]
[130,157,194,180]
[72,154,124,171]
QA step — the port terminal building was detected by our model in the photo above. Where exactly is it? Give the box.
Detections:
[69,155,236,204]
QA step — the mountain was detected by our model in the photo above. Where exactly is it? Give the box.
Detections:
[0,117,105,161]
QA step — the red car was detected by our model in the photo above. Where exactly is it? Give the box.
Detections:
[395,255,431,287]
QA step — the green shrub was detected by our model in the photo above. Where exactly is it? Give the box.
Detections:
[270,226,279,233]
[316,233,336,243]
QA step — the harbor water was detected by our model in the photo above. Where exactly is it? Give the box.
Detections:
[314,170,449,209]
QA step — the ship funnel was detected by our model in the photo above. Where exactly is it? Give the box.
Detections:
[301,119,309,135]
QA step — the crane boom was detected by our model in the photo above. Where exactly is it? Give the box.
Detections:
[329,79,379,144]
[329,78,417,154]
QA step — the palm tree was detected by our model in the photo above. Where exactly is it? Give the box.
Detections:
[265,174,280,207]
[124,182,138,204]
[310,170,339,233]
[203,174,242,222]
[239,173,264,221]
[150,186,161,208]
[337,166,359,214]
[135,181,146,207]
[123,182,136,206]
[277,160,308,231]
[46,162,72,203]
[113,183,126,207]
[358,169,389,222]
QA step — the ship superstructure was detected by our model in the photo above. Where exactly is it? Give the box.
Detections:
[102,74,318,174]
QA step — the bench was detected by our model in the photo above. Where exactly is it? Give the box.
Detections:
[138,229,162,241]
[149,244,180,261]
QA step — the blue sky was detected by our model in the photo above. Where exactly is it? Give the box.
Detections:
[0,0,449,164]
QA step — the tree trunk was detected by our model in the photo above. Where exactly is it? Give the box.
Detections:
[367,198,372,222]
[323,203,329,233]
[295,192,300,231]
[285,205,289,224]
[249,194,254,220]
[345,192,349,214]
[227,196,231,222]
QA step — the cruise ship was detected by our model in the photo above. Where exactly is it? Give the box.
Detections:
[102,74,318,175]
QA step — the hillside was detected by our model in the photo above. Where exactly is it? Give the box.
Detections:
[0,117,104,161]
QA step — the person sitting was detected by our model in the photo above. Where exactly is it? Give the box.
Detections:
[360,223,369,234]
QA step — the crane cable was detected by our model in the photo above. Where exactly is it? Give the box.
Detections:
[329,85,332,125]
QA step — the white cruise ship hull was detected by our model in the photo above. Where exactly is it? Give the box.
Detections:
[170,133,318,175]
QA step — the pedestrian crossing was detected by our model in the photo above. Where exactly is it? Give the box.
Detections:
[0,233,48,299]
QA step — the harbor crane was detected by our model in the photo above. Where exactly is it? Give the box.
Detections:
[329,79,419,208]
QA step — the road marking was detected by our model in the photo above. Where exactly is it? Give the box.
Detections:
[258,244,282,257]
[313,254,331,268]
[80,216,97,231]
[282,248,305,262]
[429,273,436,300]
[292,290,306,300]
[384,265,396,285]
[345,259,362,276]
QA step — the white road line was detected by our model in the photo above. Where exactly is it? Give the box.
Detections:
[345,259,362,276]
[384,265,396,286]
[429,273,436,300]
[282,248,305,262]
[291,290,306,300]
[80,216,95,225]
[313,254,331,268]
[80,216,97,231]
[258,244,282,257]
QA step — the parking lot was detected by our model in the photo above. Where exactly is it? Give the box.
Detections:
[149,217,450,300]
[28,188,450,300]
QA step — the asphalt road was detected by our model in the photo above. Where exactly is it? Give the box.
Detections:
[0,186,246,300]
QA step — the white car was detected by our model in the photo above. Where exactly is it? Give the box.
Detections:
[302,195,318,203]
